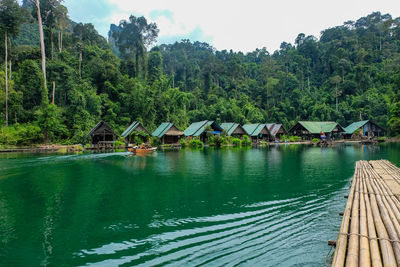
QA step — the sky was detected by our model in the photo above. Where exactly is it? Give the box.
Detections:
[61,0,400,53]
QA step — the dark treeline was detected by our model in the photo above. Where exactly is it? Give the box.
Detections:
[0,0,399,145]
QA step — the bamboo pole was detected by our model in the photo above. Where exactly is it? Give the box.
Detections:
[359,172,371,267]
[331,163,358,267]
[364,164,397,267]
[346,177,360,267]
[362,175,382,267]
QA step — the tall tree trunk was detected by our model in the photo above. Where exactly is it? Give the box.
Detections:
[5,31,8,126]
[51,29,54,60]
[8,37,11,80]
[34,0,48,103]
[79,51,82,78]
[59,32,63,52]
[52,82,55,104]
[335,84,338,112]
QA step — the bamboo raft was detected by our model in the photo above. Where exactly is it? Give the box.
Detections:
[331,160,400,267]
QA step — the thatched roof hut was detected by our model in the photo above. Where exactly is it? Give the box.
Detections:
[87,121,118,145]
[220,123,246,137]
[243,123,272,142]
[152,122,184,144]
[344,120,386,139]
[289,121,345,139]
[121,121,150,144]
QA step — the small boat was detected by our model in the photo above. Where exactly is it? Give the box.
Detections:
[128,146,157,153]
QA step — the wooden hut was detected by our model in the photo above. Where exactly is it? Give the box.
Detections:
[152,122,184,144]
[344,120,386,139]
[184,120,223,143]
[288,121,345,140]
[220,123,246,137]
[242,123,272,143]
[121,121,150,145]
[87,121,118,146]
[266,123,287,139]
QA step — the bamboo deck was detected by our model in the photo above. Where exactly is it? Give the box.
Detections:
[331,160,400,267]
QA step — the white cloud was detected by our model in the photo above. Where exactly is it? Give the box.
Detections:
[76,0,400,52]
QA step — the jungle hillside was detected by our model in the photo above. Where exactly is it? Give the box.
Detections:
[0,0,400,145]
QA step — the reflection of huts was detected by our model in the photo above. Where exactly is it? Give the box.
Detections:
[266,123,287,139]
[289,121,345,140]
[220,123,246,137]
[242,124,272,143]
[87,121,118,145]
[121,121,150,144]
[152,122,184,144]
[344,120,386,139]
[184,120,223,142]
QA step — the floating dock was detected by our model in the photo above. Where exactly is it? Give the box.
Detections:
[331,160,400,266]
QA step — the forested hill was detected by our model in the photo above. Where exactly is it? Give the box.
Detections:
[0,1,399,145]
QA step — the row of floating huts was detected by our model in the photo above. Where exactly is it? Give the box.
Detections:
[87,119,386,146]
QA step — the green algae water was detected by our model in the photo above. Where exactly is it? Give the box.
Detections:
[1,144,400,266]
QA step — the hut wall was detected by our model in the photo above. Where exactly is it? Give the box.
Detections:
[163,135,181,144]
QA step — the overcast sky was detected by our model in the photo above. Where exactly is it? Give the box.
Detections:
[62,0,400,53]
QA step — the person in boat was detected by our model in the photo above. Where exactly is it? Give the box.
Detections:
[320,131,326,143]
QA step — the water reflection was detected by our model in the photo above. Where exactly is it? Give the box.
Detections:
[0,143,399,266]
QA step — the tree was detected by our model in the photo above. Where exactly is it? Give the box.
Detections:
[113,15,159,79]
[147,50,162,84]
[0,0,23,126]
[331,75,342,112]
[30,0,48,103]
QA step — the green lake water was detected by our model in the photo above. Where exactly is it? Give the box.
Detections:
[1,143,400,266]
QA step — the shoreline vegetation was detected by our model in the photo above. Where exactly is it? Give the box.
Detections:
[0,138,395,154]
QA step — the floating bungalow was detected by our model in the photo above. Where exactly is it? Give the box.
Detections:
[242,124,272,143]
[343,120,386,139]
[87,121,118,146]
[184,120,223,142]
[288,121,345,140]
[121,121,150,145]
[266,123,287,139]
[220,123,246,137]
[152,122,184,144]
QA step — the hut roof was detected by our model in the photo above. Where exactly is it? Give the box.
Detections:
[289,121,345,134]
[86,121,118,137]
[343,120,386,135]
[152,122,183,138]
[184,120,222,137]
[242,123,270,136]
[266,123,287,136]
[220,123,245,136]
[121,121,150,138]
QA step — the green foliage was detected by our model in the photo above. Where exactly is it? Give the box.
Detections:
[213,135,223,147]
[114,140,124,148]
[35,104,67,143]
[0,123,42,146]
[189,137,203,148]
[1,9,400,147]
[312,138,320,143]
[180,138,187,148]
[231,137,241,146]
[0,0,24,36]
[150,136,160,147]
[241,135,251,146]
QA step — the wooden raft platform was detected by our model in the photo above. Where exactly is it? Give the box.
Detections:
[331,160,400,267]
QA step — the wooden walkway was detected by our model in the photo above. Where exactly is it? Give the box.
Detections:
[331,160,400,267]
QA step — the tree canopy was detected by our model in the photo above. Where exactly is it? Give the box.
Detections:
[0,6,400,145]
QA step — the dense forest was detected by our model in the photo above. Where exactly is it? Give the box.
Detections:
[0,0,400,145]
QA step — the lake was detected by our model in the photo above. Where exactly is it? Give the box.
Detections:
[1,143,400,266]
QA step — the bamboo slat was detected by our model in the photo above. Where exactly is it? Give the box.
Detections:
[331,160,400,267]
